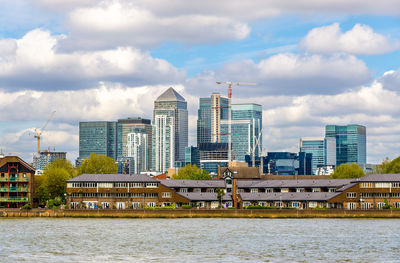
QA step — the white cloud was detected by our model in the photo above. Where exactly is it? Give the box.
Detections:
[0,29,184,91]
[300,23,400,55]
[187,53,371,96]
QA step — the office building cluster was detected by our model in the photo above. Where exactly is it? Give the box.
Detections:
[78,87,366,176]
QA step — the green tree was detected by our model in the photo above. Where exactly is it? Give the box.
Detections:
[77,153,118,175]
[34,175,48,206]
[383,156,400,174]
[43,168,71,199]
[43,159,77,178]
[173,164,211,180]
[330,163,365,179]
[216,188,225,208]
[374,157,391,173]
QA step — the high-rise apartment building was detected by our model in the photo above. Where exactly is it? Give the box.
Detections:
[153,87,188,172]
[198,142,229,175]
[79,121,117,160]
[197,93,228,145]
[299,137,336,175]
[221,104,262,162]
[33,151,67,174]
[325,124,366,168]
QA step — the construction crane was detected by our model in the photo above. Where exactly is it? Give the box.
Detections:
[216,81,256,165]
[34,111,56,155]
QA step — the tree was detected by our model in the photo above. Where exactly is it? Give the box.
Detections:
[216,188,225,208]
[43,159,77,178]
[173,164,211,180]
[383,156,400,174]
[330,163,365,179]
[77,153,118,175]
[374,157,391,174]
[43,168,71,199]
[34,175,48,206]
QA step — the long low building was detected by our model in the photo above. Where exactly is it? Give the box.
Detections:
[66,173,400,210]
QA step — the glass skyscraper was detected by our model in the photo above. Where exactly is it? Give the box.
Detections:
[126,128,149,174]
[221,104,263,162]
[79,121,117,160]
[153,87,188,172]
[299,137,336,175]
[325,124,366,168]
[197,93,228,145]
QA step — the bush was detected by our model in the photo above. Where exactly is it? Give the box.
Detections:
[144,204,176,209]
[21,203,32,210]
[48,197,62,209]
[182,205,192,209]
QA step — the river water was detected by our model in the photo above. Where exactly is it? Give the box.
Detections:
[0,218,399,262]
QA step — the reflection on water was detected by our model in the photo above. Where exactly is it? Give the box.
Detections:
[0,218,399,262]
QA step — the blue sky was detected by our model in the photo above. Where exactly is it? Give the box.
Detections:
[0,0,399,164]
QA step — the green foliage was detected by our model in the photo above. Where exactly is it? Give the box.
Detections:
[182,205,193,209]
[48,197,62,209]
[330,163,365,179]
[44,159,77,178]
[144,204,176,209]
[21,203,32,210]
[34,175,48,206]
[77,153,118,175]
[383,199,392,209]
[173,164,211,180]
[378,156,400,174]
[43,168,71,200]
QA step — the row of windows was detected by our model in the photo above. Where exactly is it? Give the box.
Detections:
[70,193,158,198]
[360,193,400,198]
[360,182,400,188]
[248,187,336,193]
[68,182,158,188]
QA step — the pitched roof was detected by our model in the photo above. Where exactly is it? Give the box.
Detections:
[177,192,232,201]
[355,174,400,182]
[160,180,225,188]
[218,166,260,179]
[67,174,159,183]
[236,179,353,188]
[0,156,35,172]
[240,192,338,202]
[155,87,186,102]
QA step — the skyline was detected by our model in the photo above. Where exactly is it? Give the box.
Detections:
[0,1,399,164]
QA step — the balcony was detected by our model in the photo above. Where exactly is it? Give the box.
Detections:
[0,197,29,202]
[0,177,29,182]
[0,188,7,191]
[9,187,17,191]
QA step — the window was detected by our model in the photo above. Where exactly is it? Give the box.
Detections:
[114,183,127,188]
[147,202,156,207]
[258,202,266,206]
[250,188,258,193]
[1,173,4,177]
[23,173,26,178]
[206,188,214,193]
[180,188,188,193]
[312,188,321,192]
[132,202,141,209]
[361,202,371,210]
[346,192,357,198]
[347,202,356,210]
[394,202,400,209]
[226,188,232,193]
[360,182,374,188]
[131,183,144,188]
[162,192,172,198]
[360,193,372,198]
[308,202,317,208]
[243,202,251,207]
[193,188,201,193]
[116,202,125,209]
[225,179,232,185]
[275,201,283,207]
[375,183,391,188]
[101,202,110,209]
[328,188,336,192]
[296,188,305,192]
[281,188,289,193]
[265,188,273,193]
[146,183,158,188]
[98,183,113,188]
[292,202,300,208]
[377,202,385,209]
[392,183,400,188]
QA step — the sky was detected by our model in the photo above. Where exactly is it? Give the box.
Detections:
[0,0,399,164]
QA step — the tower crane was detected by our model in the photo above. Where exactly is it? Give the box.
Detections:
[34,111,56,155]
[216,81,256,165]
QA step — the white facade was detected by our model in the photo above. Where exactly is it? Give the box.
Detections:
[126,132,148,174]
[153,115,175,172]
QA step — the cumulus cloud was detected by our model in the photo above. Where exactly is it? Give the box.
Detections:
[377,70,400,93]
[186,53,371,96]
[300,23,400,55]
[0,29,184,91]
[59,1,250,50]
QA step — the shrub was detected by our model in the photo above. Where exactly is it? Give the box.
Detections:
[21,203,32,210]
[182,205,192,209]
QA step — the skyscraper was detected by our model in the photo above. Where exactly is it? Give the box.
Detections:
[153,87,188,172]
[126,129,149,174]
[299,137,336,175]
[325,124,366,168]
[79,121,117,160]
[197,93,228,145]
[221,104,262,162]
[117,118,152,160]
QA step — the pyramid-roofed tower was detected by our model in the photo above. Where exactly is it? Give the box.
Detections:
[155,87,186,102]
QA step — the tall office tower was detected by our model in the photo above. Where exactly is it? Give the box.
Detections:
[126,129,149,174]
[197,93,228,145]
[153,87,188,172]
[300,137,336,175]
[325,124,366,168]
[79,121,117,160]
[117,117,152,160]
[221,104,263,162]
[185,146,200,168]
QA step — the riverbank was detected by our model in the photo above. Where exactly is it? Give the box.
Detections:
[2,208,400,218]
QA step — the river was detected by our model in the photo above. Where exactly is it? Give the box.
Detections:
[0,218,399,262]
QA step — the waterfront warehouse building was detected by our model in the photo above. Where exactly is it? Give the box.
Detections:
[197,93,229,145]
[325,124,366,168]
[300,137,336,175]
[221,104,262,162]
[153,87,188,172]
[0,156,35,208]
